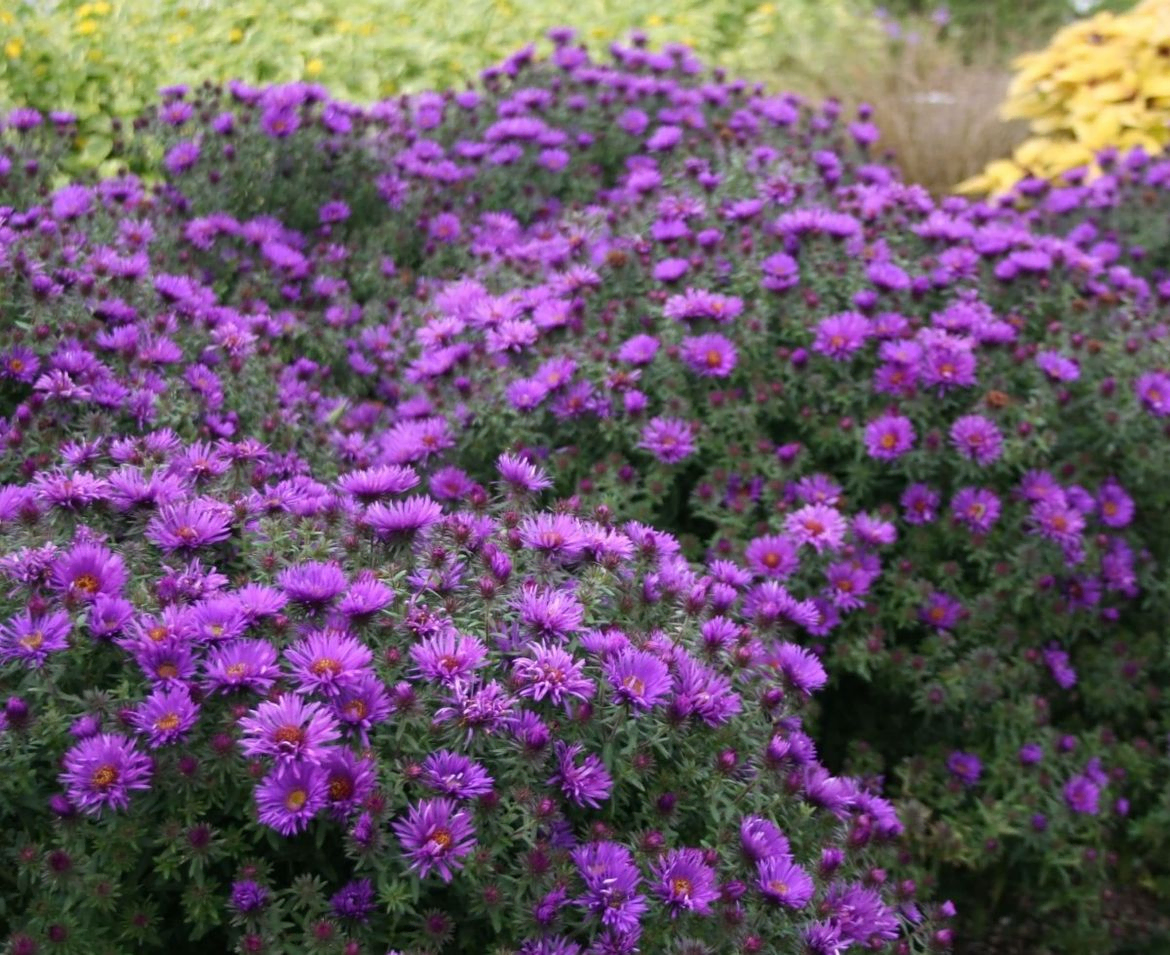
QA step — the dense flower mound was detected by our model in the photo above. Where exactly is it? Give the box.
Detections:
[2,30,1169,952]
[0,440,946,952]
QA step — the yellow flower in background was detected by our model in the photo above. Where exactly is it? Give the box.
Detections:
[76,18,99,36]
[229,27,244,43]
[305,58,324,76]
[4,38,23,59]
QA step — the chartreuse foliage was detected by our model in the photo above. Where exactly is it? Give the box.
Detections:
[960,0,1170,195]
[0,0,865,177]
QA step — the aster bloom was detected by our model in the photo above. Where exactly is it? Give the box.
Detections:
[549,741,613,808]
[756,857,814,908]
[900,483,940,525]
[1043,647,1078,689]
[651,848,718,918]
[202,639,280,695]
[51,542,128,602]
[335,464,419,502]
[681,333,738,378]
[410,629,488,686]
[951,487,1001,534]
[277,561,348,607]
[420,750,495,800]
[392,797,477,882]
[131,685,199,748]
[285,628,373,697]
[1036,350,1080,382]
[1,609,71,668]
[230,880,270,914]
[364,496,444,540]
[497,453,553,493]
[238,694,341,763]
[1096,481,1134,528]
[145,500,233,553]
[330,879,376,922]
[518,513,589,562]
[863,414,915,460]
[255,761,328,835]
[572,842,647,934]
[785,504,848,553]
[946,751,982,786]
[59,733,153,816]
[813,312,871,360]
[920,591,963,631]
[332,672,393,746]
[638,417,696,464]
[740,816,791,864]
[516,585,585,640]
[513,642,595,711]
[949,415,1003,466]
[319,748,377,820]
[744,534,799,578]
[604,648,672,711]
[771,643,828,695]
[1135,370,1170,416]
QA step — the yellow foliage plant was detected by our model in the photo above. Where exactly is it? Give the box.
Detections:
[958,0,1170,196]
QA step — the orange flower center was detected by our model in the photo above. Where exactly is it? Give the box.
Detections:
[762,552,780,568]
[157,663,179,679]
[880,433,896,448]
[155,712,181,731]
[176,525,198,542]
[622,676,646,696]
[92,764,118,789]
[273,725,305,746]
[285,788,308,811]
[430,828,453,849]
[344,700,367,720]
[310,657,342,677]
[20,631,44,650]
[672,877,693,897]
[74,573,99,594]
[802,519,825,535]
[705,349,723,368]
[148,626,168,642]
[768,880,789,896]
[225,662,248,678]
[329,776,353,800]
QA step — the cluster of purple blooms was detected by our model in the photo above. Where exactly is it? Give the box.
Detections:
[2,24,1168,953]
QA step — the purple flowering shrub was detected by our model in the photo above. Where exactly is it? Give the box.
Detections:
[2,29,1170,952]
[0,439,947,952]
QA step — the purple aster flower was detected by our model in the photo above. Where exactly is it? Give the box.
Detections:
[1043,647,1078,689]
[513,642,595,711]
[651,848,718,918]
[785,504,848,553]
[255,761,328,835]
[364,496,444,540]
[1019,743,1044,766]
[949,415,1003,466]
[638,417,696,464]
[59,733,153,816]
[653,258,690,283]
[392,797,477,882]
[277,561,348,607]
[410,629,488,686]
[330,878,376,922]
[1036,350,1080,382]
[285,628,373,697]
[744,534,800,578]
[1097,481,1134,528]
[429,466,478,501]
[497,453,553,493]
[946,751,982,786]
[1135,370,1170,416]
[421,750,494,800]
[518,514,589,562]
[332,672,393,745]
[604,648,672,711]
[1029,498,1085,552]
[145,500,233,553]
[230,880,269,914]
[756,857,814,908]
[740,816,791,864]
[238,694,341,763]
[549,741,613,808]
[864,414,915,460]
[516,585,585,640]
[813,312,871,360]
[617,334,660,365]
[672,655,742,725]
[901,483,940,525]
[770,643,827,695]
[337,574,395,622]
[319,748,376,820]
[951,487,1001,534]
[51,542,128,602]
[202,639,280,695]
[1,609,71,668]
[130,685,199,748]
[1064,774,1101,815]
[572,842,647,934]
[335,464,420,502]
[920,591,963,630]
[761,252,800,291]
[681,333,738,378]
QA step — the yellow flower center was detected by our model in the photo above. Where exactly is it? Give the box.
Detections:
[92,764,118,789]
[20,631,44,650]
[74,573,100,594]
[285,788,308,810]
[155,712,181,731]
[273,725,305,746]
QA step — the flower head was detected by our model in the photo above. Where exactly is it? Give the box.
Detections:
[60,733,153,816]
[392,797,477,882]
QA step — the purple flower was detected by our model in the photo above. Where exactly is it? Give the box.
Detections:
[761,252,800,291]
[785,504,848,553]
[277,561,348,607]
[392,797,477,882]
[497,453,553,493]
[651,848,718,917]
[255,761,327,835]
[420,750,494,800]
[813,312,871,360]
[680,333,737,377]
[572,842,646,933]
[285,628,373,697]
[604,648,672,711]
[951,487,1001,534]
[1019,743,1044,766]
[131,685,199,748]
[1,609,71,668]
[146,500,233,553]
[1036,350,1080,382]
[744,534,799,578]
[638,417,696,464]
[1064,775,1101,815]
[756,856,814,908]
[364,496,444,540]
[238,694,341,763]
[202,639,280,695]
[1135,370,1170,416]
[549,741,613,808]
[59,733,153,816]
[1097,481,1134,528]
[410,629,488,686]
[51,542,128,602]
[771,643,827,695]
[513,642,595,711]
[740,816,791,864]
[1043,647,1078,689]
[946,751,982,786]
[230,880,269,914]
[949,415,1003,466]
[901,483,939,525]
[319,749,376,820]
[330,878,376,922]
[864,414,915,460]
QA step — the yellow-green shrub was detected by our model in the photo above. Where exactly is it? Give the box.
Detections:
[0,0,865,176]
[959,0,1170,195]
